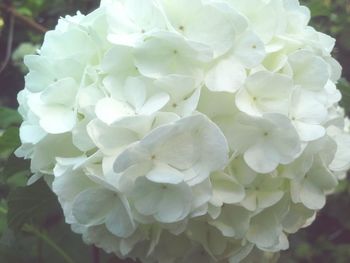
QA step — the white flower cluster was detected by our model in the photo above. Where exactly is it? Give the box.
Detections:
[17,0,350,262]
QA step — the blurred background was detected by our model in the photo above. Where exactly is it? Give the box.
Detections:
[0,0,349,262]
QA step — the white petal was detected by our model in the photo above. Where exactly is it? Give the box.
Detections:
[132,177,192,223]
[139,92,170,115]
[72,187,115,225]
[257,191,284,209]
[293,121,325,141]
[288,50,329,91]
[134,31,212,78]
[144,125,199,170]
[211,172,245,206]
[113,142,152,173]
[282,203,315,234]
[105,197,136,238]
[236,71,293,116]
[20,123,46,144]
[52,170,96,223]
[191,178,212,209]
[72,117,96,152]
[244,141,280,173]
[95,97,135,125]
[87,119,138,155]
[155,184,192,223]
[39,106,76,134]
[180,2,237,57]
[133,179,163,216]
[117,161,153,192]
[290,89,327,123]
[123,77,147,110]
[148,113,229,172]
[155,74,201,116]
[101,45,135,74]
[232,31,266,68]
[247,210,282,249]
[146,163,184,184]
[40,78,77,106]
[210,205,250,238]
[205,58,246,93]
[300,180,325,210]
[330,133,350,171]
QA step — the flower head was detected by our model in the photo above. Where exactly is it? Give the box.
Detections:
[17,0,350,262]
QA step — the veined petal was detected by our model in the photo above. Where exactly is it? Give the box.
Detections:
[105,196,136,238]
[72,187,115,225]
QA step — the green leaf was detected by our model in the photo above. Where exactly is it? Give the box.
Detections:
[16,7,33,17]
[7,179,61,231]
[0,127,20,158]
[1,154,30,181]
[0,107,22,129]
[305,0,331,17]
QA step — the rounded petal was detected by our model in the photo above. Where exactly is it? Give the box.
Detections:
[244,142,280,174]
[205,58,246,93]
[210,172,245,206]
[40,106,76,134]
[146,163,184,184]
[288,50,329,91]
[72,187,115,225]
[95,97,135,125]
[105,197,136,238]
[232,31,266,68]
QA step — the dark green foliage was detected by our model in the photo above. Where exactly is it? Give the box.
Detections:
[7,179,61,230]
[0,107,22,129]
[0,127,20,157]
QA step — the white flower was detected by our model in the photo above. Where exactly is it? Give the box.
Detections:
[106,0,167,46]
[224,113,301,173]
[27,78,79,134]
[289,89,327,141]
[72,187,136,237]
[246,197,289,250]
[154,75,201,117]
[131,176,193,223]
[291,157,338,210]
[16,0,349,262]
[235,71,293,116]
[134,31,212,78]
[159,0,242,57]
[328,126,350,172]
[239,174,286,211]
[205,30,266,93]
[287,50,330,91]
[114,113,229,186]
[95,78,170,125]
[209,205,250,238]
[210,172,245,207]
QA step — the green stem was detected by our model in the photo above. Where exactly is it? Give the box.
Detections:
[23,224,76,263]
[37,232,43,263]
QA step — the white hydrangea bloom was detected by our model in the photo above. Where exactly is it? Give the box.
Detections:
[16,0,350,262]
